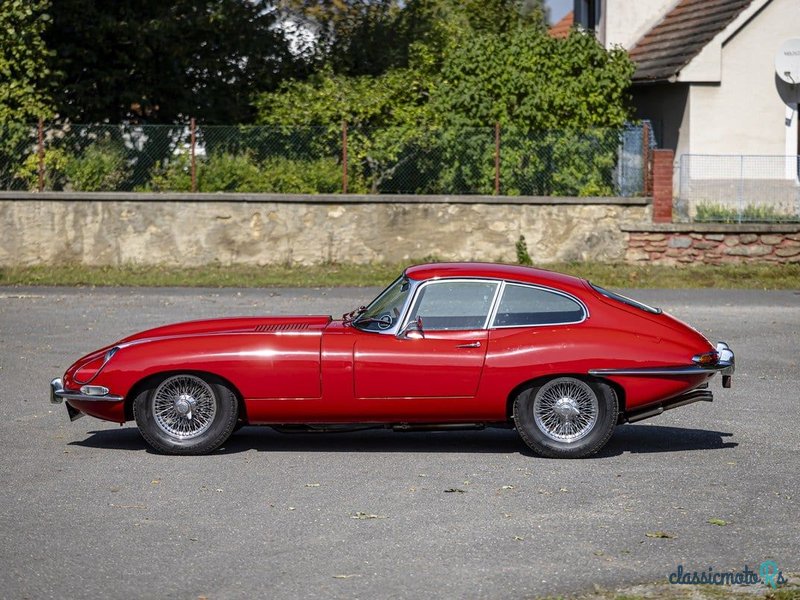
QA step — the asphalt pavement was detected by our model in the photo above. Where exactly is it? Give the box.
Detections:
[0,286,798,600]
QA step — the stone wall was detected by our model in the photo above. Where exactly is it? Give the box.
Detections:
[5,193,798,267]
[623,224,800,264]
[0,193,649,267]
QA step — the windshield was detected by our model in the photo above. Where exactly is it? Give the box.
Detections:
[352,276,412,331]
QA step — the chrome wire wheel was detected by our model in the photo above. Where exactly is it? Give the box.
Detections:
[151,375,217,440]
[533,378,599,443]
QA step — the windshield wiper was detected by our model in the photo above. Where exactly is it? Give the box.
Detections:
[342,305,366,326]
[353,314,394,330]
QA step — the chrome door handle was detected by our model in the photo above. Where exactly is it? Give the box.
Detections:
[456,341,481,349]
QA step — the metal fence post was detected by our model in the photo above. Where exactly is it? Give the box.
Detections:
[643,122,650,193]
[190,118,197,193]
[342,121,348,194]
[37,118,45,192]
[738,155,744,223]
[494,122,501,195]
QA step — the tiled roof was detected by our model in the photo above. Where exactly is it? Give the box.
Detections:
[629,0,753,82]
[548,10,573,39]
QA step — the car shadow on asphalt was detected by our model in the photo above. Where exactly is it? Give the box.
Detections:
[70,424,737,456]
[597,424,737,457]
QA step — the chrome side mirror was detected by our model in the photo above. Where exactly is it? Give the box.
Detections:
[398,318,424,339]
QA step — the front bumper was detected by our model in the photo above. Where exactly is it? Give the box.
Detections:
[588,341,735,388]
[50,378,124,421]
[50,378,124,403]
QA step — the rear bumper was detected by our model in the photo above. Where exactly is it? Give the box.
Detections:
[588,341,735,388]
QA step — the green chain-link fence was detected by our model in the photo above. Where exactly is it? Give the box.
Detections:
[0,122,651,196]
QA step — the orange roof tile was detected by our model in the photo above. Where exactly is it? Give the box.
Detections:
[629,0,753,82]
[549,11,573,39]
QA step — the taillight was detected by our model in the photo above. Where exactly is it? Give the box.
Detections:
[692,350,719,367]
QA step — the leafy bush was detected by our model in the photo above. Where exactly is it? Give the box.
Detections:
[546,130,617,196]
[147,153,261,192]
[146,153,344,193]
[0,123,37,190]
[15,147,69,191]
[63,140,127,191]
[146,155,192,192]
[516,235,533,265]
[260,156,342,193]
[198,152,262,192]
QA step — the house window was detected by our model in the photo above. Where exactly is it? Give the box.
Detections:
[576,0,600,32]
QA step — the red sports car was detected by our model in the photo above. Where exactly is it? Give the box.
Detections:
[50,263,734,458]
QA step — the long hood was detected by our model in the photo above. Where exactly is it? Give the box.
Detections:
[118,315,332,344]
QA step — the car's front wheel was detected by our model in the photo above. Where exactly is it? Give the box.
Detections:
[514,376,617,458]
[133,373,238,455]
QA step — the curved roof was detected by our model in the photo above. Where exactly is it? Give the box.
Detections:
[403,262,588,290]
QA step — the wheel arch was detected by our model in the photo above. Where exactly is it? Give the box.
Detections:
[123,369,248,424]
[504,373,626,421]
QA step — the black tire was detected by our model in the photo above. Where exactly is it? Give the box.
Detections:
[514,376,617,459]
[133,373,239,455]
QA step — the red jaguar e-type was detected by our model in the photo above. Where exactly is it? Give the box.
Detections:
[50,263,734,458]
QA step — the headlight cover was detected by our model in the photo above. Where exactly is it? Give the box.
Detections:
[73,347,118,384]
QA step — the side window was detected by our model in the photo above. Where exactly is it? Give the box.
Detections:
[407,281,499,331]
[492,284,585,327]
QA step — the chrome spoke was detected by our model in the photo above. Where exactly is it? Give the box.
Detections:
[532,378,599,443]
[151,375,217,440]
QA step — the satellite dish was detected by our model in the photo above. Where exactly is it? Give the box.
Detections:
[776,38,800,84]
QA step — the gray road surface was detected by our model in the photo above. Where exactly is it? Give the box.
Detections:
[0,286,798,600]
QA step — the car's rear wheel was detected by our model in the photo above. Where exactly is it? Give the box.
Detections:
[133,373,238,455]
[514,376,617,458]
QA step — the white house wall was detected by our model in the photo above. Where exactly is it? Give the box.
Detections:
[602,0,678,49]
[687,0,798,169]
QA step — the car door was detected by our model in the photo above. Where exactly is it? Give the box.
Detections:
[353,279,499,399]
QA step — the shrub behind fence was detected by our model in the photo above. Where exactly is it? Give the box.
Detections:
[1,122,652,196]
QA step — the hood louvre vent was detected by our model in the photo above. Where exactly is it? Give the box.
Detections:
[254,323,310,332]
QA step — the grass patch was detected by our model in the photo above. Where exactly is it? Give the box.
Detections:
[0,262,798,289]
[695,203,799,224]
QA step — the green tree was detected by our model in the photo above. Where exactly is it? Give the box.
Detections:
[433,27,632,130]
[255,62,435,192]
[255,9,634,195]
[0,0,55,123]
[45,0,299,124]
[430,26,633,194]
[279,0,408,76]
[277,0,548,77]
[0,0,55,188]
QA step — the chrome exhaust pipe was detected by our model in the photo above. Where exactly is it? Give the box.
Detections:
[625,388,713,424]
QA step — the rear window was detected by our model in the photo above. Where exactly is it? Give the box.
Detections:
[590,284,662,314]
[492,283,586,327]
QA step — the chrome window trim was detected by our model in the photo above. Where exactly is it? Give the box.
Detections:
[353,276,420,336]
[590,283,661,314]
[399,277,502,332]
[489,281,589,329]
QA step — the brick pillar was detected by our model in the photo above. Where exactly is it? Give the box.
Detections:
[652,149,674,223]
